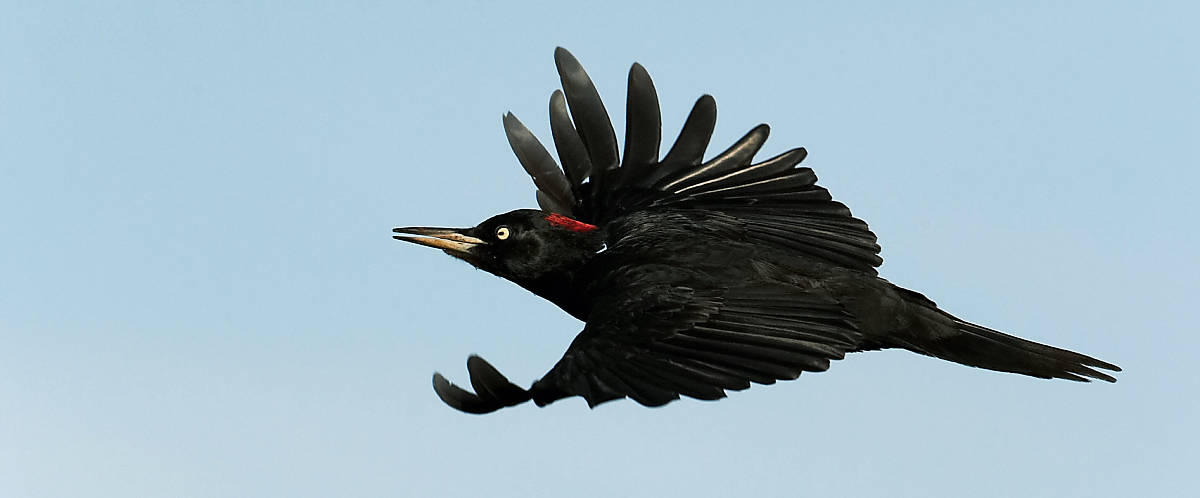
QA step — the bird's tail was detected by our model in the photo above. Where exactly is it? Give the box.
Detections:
[892,289,1120,382]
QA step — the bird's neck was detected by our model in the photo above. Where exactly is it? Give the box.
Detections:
[508,229,606,321]
[512,268,592,321]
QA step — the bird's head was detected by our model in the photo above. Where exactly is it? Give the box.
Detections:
[393,209,605,281]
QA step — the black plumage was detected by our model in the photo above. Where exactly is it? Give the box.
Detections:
[393,48,1119,414]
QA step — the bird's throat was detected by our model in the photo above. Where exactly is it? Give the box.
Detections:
[512,270,592,321]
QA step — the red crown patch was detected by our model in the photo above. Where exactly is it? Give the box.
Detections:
[545,214,598,233]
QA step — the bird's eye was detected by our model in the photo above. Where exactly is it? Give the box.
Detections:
[495,226,511,240]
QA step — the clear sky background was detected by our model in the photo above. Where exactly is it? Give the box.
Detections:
[2,2,1196,497]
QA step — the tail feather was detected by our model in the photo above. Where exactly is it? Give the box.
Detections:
[892,292,1120,382]
[938,319,1119,382]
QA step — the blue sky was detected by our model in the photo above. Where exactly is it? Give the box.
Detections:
[1,2,1196,497]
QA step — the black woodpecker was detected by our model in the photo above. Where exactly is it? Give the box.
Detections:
[394,48,1119,414]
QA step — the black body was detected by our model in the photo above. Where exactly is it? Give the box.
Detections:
[394,48,1119,414]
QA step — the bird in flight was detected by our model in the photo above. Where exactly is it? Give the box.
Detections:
[394,48,1119,414]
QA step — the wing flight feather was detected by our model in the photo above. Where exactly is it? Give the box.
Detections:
[507,47,882,273]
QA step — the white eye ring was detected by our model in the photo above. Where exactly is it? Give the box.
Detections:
[495,226,511,240]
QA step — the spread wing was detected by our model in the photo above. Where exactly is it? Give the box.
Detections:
[503,47,882,273]
[431,281,864,413]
